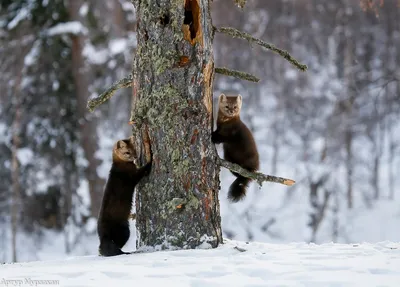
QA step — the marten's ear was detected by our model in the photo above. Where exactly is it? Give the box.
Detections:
[219,93,227,103]
[117,140,127,149]
[237,94,243,107]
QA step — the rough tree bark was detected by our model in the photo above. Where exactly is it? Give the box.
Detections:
[130,0,223,250]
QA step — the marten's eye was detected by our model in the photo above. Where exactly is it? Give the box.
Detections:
[124,152,130,156]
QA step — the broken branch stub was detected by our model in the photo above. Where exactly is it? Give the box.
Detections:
[215,67,260,83]
[86,74,133,112]
[217,157,295,187]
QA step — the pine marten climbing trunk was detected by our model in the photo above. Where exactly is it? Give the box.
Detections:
[131,0,222,250]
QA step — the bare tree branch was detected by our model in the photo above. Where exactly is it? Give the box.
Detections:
[215,27,308,72]
[215,67,260,82]
[217,157,296,186]
[86,74,133,112]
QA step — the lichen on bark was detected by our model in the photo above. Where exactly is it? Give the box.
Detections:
[131,0,222,251]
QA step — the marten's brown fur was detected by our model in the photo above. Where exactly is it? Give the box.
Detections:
[212,94,259,202]
[97,137,151,256]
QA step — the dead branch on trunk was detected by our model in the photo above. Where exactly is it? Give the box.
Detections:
[215,27,307,72]
[217,157,295,186]
[87,74,133,112]
[215,67,260,83]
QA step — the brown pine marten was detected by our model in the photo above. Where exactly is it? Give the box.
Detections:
[212,94,259,202]
[97,137,151,256]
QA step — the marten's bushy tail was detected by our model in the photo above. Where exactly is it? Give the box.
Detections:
[228,175,251,202]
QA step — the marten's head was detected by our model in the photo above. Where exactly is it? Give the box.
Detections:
[112,137,138,164]
[218,93,242,117]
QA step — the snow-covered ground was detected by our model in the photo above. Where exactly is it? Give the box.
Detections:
[1,239,399,287]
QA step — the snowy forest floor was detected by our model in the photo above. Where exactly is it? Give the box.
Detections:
[1,239,399,287]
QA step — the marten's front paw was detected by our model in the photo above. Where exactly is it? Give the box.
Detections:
[211,131,222,144]
[211,131,217,143]
[144,162,152,176]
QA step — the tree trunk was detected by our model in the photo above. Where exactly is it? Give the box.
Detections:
[11,99,21,263]
[372,130,381,200]
[67,0,105,219]
[62,161,76,254]
[345,129,353,209]
[10,60,24,263]
[308,176,330,243]
[344,33,354,210]
[111,0,124,38]
[9,37,31,260]
[332,182,339,242]
[131,0,223,250]
[388,116,395,200]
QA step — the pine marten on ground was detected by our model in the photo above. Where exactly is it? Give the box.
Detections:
[212,94,259,202]
[97,137,151,256]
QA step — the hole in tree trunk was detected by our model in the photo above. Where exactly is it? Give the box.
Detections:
[184,7,195,38]
[160,13,170,26]
[183,0,201,45]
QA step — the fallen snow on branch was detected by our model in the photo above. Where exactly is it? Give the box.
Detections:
[46,21,88,36]
[7,4,33,30]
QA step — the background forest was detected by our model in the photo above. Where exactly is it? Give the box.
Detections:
[0,0,399,263]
